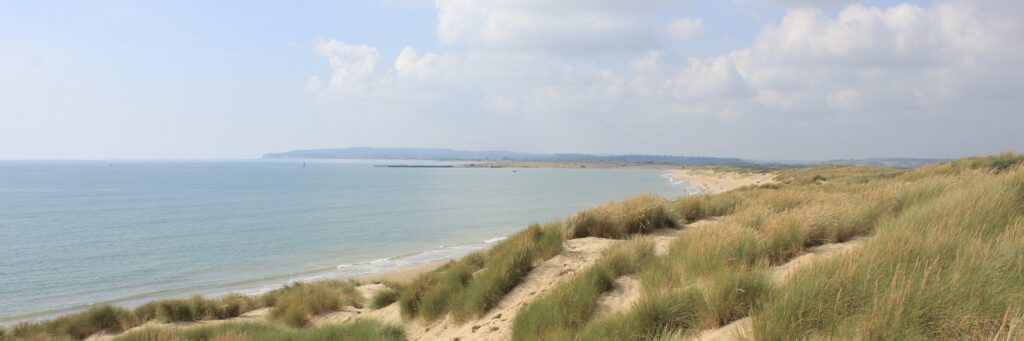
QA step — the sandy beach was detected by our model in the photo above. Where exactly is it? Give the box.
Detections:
[668,168,777,194]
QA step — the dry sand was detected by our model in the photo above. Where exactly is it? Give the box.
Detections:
[670,169,777,194]
[402,237,621,340]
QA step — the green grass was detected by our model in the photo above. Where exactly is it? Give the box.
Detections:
[6,279,371,339]
[371,289,400,309]
[566,194,675,239]
[113,320,404,341]
[670,193,741,223]
[512,238,656,340]
[398,252,485,320]
[752,162,1024,340]
[399,222,564,321]
[5,305,139,341]
[134,294,259,323]
[578,289,705,341]
[569,153,1024,338]
[263,280,363,327]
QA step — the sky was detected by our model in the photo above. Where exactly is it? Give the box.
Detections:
[1,0,1021,161]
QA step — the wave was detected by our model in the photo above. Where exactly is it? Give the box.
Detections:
[484,236,507,243]
[238,237,506,296]
[661,172,701,194]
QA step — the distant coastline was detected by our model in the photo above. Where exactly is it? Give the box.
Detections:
[263,146,952,169]
[262,147,752,166]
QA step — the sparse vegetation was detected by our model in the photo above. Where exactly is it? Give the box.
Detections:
[113,320,404,341]
[133,294,259,323]
[400,222,564,321]
[512,238,656,340]
[6,305,139,340]
[4,280,367,339]
[263,280,363,327]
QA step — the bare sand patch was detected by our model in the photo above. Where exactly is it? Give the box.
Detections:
[670,169,776,194]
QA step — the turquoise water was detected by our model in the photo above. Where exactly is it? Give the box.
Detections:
[0,160,693,324]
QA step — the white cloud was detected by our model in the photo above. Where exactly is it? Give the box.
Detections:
[307,0,1024,158]
[434,0,680,55]
[313,40,390,95]
[667,18,704,40]
[766,0,861,9]
[674,54,753,98]
[394,46,449,79]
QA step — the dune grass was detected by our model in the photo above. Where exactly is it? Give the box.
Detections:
[399,222,564,321]
[262,280,364,327]
[569,154,1024,339]
[7,279,375,339]
[752,162,1024,340]
[577,289,705,341]
[512,238,656,340]
[669,193,741,224]
[11,153,1024,340]
[133,294,260,324]
[371,289,400,309]
[113,320,404,341]
[565,194,675,239]
[5,305,139,341]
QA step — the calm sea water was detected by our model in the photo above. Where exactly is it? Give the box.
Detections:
[0,160,693,324]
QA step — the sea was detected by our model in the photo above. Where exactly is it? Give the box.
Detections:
[0,159,695,324]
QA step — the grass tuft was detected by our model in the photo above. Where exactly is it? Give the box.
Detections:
[7,305,139,340]
[399,222,564,321]
[566,194,675,239]
[264,281,363,327]
[512,238,656,340]
[371,289,400,309]
[113,320,404,341]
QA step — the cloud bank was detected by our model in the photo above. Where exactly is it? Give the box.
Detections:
[308,0,1024,159]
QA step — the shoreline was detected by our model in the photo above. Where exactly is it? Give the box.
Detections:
[354,260,447,284]
[667,168,777,194]
[1,166,771,327]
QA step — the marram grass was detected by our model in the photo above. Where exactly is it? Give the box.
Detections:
[113,320,404,341]
[512,237,656,340]
[8,153,1024,341]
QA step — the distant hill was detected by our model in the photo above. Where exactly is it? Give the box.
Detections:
[262,147,750,165]
[822,158,950,168]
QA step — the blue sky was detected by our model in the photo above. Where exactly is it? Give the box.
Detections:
[1,0,1020,160]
